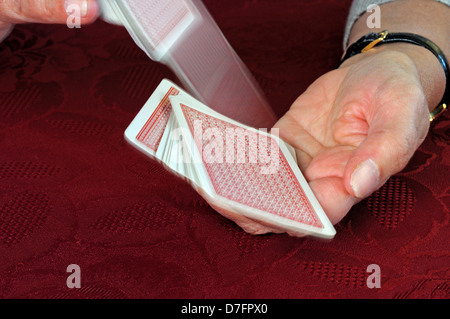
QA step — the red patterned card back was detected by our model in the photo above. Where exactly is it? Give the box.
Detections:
[124,0,192,50]
[136,87,179,152]
[180,103,324,229]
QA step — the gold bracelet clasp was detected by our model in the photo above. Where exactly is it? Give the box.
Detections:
[430,103,447,122]
[361,30,389,53]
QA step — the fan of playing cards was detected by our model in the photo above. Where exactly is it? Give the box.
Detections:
[125,80,336,239]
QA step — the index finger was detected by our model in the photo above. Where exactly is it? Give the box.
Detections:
[0,0,99,25]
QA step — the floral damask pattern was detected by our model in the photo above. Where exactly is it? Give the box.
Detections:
[0,0,448,299]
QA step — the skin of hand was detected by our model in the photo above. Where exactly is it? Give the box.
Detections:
[0,0,99,28]
[274,48,431,226]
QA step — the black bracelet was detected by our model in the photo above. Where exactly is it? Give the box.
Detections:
[341,30,449,122]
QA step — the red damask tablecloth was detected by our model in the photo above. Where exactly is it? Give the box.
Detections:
[0,0,449,299]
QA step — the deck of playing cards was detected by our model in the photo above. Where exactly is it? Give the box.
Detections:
[125,79,336,239]
[99,0,277,128]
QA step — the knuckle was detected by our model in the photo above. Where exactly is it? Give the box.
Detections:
[35,0,57,20]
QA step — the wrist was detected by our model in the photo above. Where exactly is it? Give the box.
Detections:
[341,42,446,112]
[381,43,446,112]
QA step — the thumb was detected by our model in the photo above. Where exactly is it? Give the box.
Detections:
[0,0,99,25]
[343,98,429,199]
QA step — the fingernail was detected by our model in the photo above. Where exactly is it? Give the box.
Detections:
[65,0,89,17]
[351,159,380,199]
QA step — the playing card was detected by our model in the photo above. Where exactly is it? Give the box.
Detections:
[125,79,335,239]
[99,0,197,60]
[125,80,179,157]
[124,79,206,182]
[168,96,335,239]
[100,0,277,128]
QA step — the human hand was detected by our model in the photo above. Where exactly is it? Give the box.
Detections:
[259,0,447,236]
[274,48,433,226]
[205,46,437,236]
[0,0,99,40]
